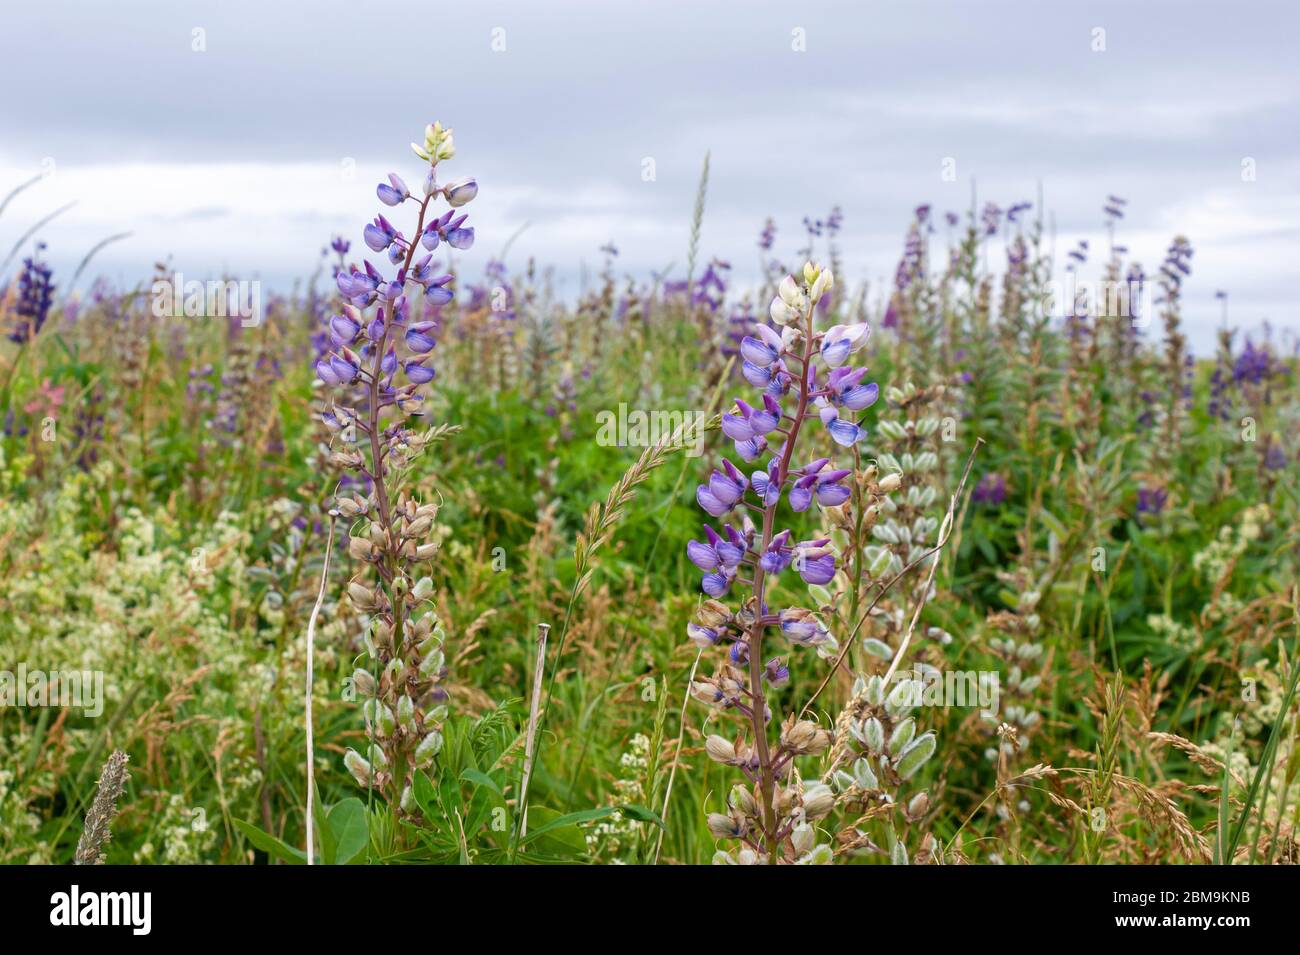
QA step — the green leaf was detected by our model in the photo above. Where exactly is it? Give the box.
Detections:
[413,770,438,819]
[233,819,306,865]
[460,768,503,798]
[617,804,666,828]
[521,806,590,856]
[326,798,369,865]
[521,805,619,843]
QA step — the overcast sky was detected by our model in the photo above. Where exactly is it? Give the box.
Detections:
[2,0,1297,352]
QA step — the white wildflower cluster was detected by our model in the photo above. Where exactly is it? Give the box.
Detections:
[131,792,218,864]
[1192,503,1270,582]
[0,767,47,863]
[1146,613,1198,649]
[585,733,649,863]
[0,462,311,862]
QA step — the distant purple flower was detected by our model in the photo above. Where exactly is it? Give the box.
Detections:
[980,202,1001,236]
[1136,486,1168,516]
[972,472,1008,506]
[8,250,55,344]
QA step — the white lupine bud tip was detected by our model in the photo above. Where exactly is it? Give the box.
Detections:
[778,274,800,306]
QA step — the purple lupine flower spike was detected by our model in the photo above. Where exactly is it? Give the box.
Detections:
[678,260,885,858]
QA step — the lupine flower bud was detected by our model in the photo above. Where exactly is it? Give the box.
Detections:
[376,173,410,206]
[729,784,758,818]
[336,496,365,518]
[444,177,478,207]
[878,471,903,493]
[707,811,747,840]
[329,312,361,346]
[351,668,377,698]
[405,321,438,353]
[906,792,930,820]
[365,699,396,738]
[705,735,737,764]
[348,535,374,561]
[411,576,434,600]
[801,782,835,820]
[348,581,378,610]
[694,599,731,631]
[405,516,434,538]
[691,680,724,706]
[419,647,445,679]
[781,719,832,755]
[819,322,868,367]
[809,266,833,304]
[886,679,921,717]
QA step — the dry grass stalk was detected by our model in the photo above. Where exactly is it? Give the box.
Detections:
[517,621,551,843]
[75,750,130,865]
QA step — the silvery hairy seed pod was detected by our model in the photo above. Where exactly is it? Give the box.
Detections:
[824,669,940,864]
